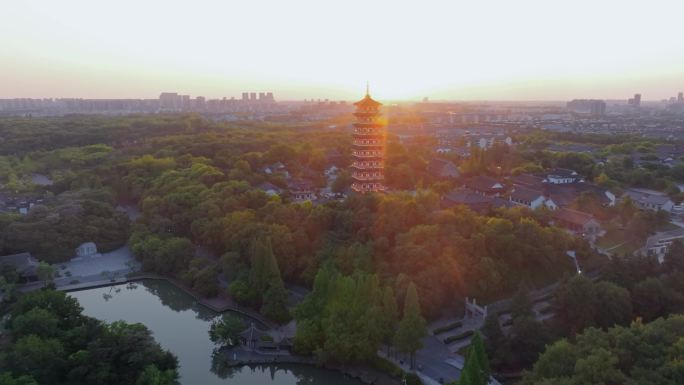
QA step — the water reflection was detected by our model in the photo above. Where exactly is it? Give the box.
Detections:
[210,351,353,385]
[69,279,363,385]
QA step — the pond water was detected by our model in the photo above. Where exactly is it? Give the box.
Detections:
[69,279,363,385]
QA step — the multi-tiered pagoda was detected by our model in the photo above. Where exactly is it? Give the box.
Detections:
[351,88,386,193]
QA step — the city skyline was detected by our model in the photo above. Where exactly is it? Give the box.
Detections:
[2,0,683,100]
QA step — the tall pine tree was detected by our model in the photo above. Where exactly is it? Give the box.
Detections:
[394,282,427,369]
[381,286,399,356]
[458,331,491,385]
[248,236,290,323]
[470,331,490,380]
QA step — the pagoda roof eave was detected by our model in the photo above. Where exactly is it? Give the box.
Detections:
[354,95,382,107]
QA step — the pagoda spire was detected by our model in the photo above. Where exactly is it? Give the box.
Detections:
[350,87,386,193]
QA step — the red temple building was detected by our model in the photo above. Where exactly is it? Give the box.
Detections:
[351,88,386,193]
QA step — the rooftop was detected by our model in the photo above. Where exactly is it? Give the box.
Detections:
[553,208,596,226]
[0,252,39,276]
[465,176,505,192]
[510,186,544,202]
[547,168,578,178]
[354,92,382,108]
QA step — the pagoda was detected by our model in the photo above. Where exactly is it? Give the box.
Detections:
[351,87,386,193]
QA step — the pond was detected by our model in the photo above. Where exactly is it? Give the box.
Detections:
[69,279,364,385]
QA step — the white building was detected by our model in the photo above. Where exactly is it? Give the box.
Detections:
[545,169,580,184]
[643,228,684,263]
[75,242,98,258]
[509,187,557,210]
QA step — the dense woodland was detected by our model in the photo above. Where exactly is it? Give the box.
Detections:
[0,115,590,313]
[1,115,683,384]
[481,242,684,383]
[0,289,178,385]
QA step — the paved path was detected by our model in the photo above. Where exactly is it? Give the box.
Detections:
[379,334,462,384]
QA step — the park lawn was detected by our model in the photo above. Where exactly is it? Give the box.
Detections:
[596,229,625,250]
[611,240,641,256]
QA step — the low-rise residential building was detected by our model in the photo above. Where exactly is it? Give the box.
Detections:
[0,252,39,282]
[464,176,506,197]
[552,208,602,240]
[545,168,581,184]
[624,189,675,212]
[288,179,316,202]
[643,228,684,263]
[509,187,557,210]
[441,190,512,214]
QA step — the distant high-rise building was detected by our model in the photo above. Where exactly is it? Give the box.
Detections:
[195,96,206,110]
[350,87,386,193]
[242,92,249,101]
[678,92,683,102]
[634,93,641,106]
[159,92,180,110]
[258,92,266,100]
[266,92,274,101]
[567,99,606,115]
[250,92,257,101]
[180,95,190,110]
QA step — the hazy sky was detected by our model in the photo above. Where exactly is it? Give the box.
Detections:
[2,0,683,101]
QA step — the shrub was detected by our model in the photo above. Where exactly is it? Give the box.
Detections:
[443,330,474,344]
[433,321,463,335]
[405,373,423,385]
[369,356,403,378]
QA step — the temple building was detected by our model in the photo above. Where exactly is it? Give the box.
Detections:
[351,88,386,193]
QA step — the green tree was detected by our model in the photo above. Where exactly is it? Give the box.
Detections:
[321,273,385,362]
[664,239,684,272]
[36,262,55,288]
[260,280,290,323]
[209,314,245,346]
[11,308,60,339]
[632,277,669,321]
[509,316,550,368]
[135,365,177,385]
[525,339,579,381]
[380,286,399,355]
[522,315,684,385]
[594,281,632,328]
[510,286,533,320]
[248,236,277,296]
[12,290,84,330]
[0,373,38,385]
[481,313,509,369]
[469,331,491,380]
[573,348,626,385]
[9,335,64,384]
[394,282,427,369]
[247,236,290,323]
[553,275,597,335]
[459,343,486,385]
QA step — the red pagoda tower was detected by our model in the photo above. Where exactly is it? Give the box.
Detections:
[351,87,386,193]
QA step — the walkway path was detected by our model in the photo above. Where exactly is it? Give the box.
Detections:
[379,334,462,385]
